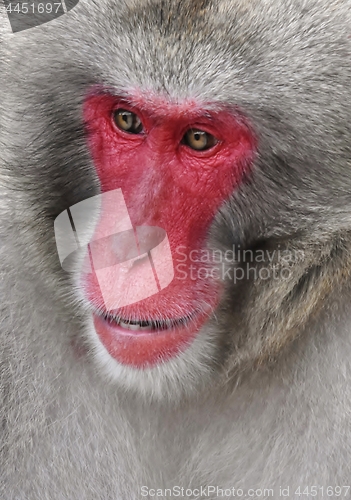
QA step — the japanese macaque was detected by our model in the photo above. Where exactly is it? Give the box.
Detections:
[1,1,351,498]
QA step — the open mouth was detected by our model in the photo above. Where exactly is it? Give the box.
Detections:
[92,308,208,368]
[99,311,193,333]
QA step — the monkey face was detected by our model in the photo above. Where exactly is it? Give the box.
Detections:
[73,91,255,371]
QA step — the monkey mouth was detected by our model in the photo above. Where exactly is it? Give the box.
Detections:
[92,307,210,368]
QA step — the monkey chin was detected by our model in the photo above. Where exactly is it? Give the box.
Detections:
[84,311,219,400]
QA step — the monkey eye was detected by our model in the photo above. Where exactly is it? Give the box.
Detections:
[113,108,143,134]
[182,128,218,151]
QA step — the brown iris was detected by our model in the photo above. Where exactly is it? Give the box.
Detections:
[113,109,143,134]
[183,128,218,151]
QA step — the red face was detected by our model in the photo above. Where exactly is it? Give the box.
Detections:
[82,90,256,368]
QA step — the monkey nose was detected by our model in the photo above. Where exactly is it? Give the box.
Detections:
[88,226,174,310]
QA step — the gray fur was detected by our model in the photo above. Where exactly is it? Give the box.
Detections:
[1,0,351,498]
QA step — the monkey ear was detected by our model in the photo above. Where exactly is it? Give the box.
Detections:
[4,0,79,33]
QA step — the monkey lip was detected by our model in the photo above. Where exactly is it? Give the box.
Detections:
[92,309,207,368]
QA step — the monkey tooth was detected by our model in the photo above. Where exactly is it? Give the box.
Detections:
[118,320,151,332]
[99,311,193,332]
